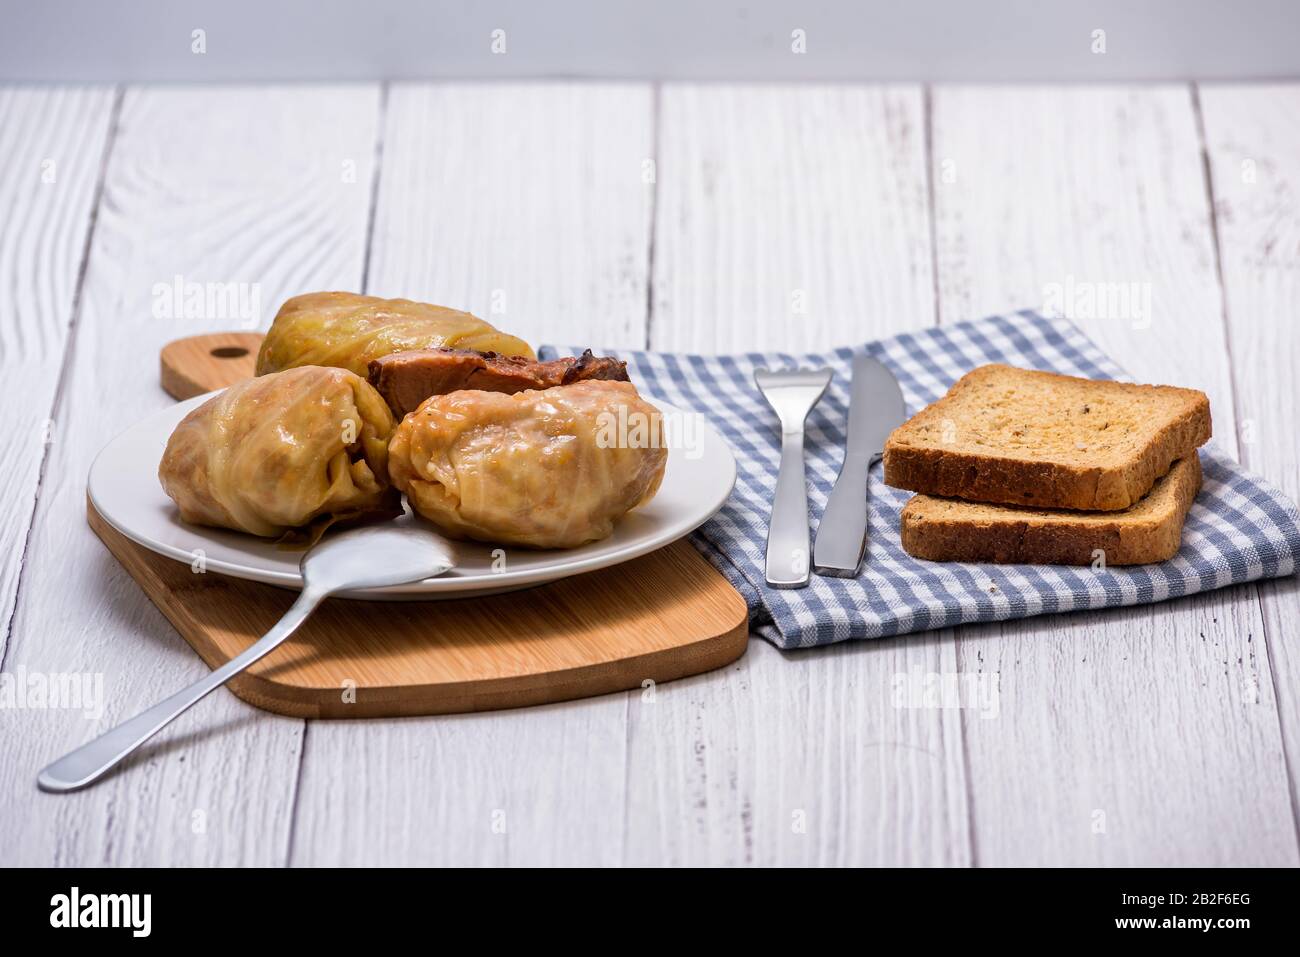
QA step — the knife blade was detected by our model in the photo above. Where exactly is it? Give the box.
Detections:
[812,354,907,577]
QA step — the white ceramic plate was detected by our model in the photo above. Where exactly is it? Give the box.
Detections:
[88,391,737,600]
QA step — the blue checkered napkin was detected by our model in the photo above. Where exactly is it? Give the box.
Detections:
[541,312,1300,649]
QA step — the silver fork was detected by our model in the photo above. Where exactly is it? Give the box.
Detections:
[37,521,457,793]
[755,367,832,589]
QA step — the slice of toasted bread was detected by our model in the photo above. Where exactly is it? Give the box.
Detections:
[883,364,1210,511]
[899,455,1202,565]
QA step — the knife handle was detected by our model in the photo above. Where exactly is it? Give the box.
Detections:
[765,430,814,588]
[813,453,875,577]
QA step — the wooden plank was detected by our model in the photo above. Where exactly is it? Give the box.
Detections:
[288,82,656,866]
[0,87,114,662]
[932,85,1296,864]
[652,84,937,354]
[0,85,381,865]
[366,82,655,351]
[635,84,970,865]
[932,85,1237,426]
[1199,82,1300,833]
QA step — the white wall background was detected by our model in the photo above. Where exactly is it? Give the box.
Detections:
[3,0,1299,82]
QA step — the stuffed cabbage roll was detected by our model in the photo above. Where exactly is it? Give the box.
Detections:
[159,366,399,538]
[256,291,535,377]
[388,380,668,548]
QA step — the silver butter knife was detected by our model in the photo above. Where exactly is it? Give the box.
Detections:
[755,366,833,589]
[813,354,906,577]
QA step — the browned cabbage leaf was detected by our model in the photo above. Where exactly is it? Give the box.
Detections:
[389,381,668,548]
[158,366,399,537]
[256,291,535,377]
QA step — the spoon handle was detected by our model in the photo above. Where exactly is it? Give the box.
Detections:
[37,588,325,793]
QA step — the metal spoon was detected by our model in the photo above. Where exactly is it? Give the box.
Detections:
[37,521,457,793]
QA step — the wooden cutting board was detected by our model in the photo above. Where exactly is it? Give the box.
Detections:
[87,333,749,718]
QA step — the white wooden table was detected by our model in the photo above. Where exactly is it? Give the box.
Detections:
[1,82,1296,867]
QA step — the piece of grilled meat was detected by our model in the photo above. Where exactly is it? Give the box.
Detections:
[368,347,629,418]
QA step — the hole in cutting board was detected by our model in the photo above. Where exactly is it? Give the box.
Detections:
[210,346,249,358]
